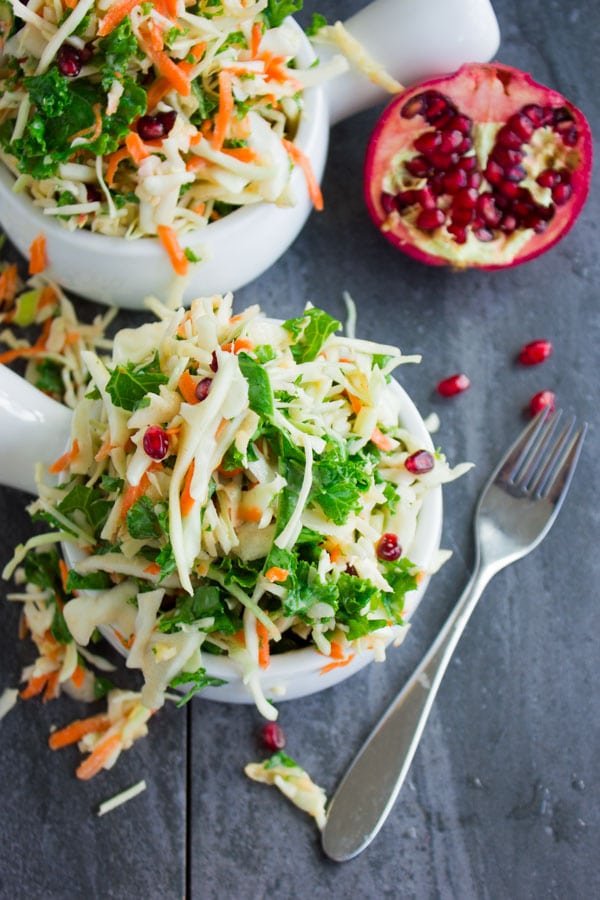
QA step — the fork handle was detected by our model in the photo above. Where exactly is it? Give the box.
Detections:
[321,562,493,862]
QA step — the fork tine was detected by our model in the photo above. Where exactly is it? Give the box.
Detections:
[496,407,553,483]
[527,415,575,496]
[540,421,587,503]
[512,409,563,488]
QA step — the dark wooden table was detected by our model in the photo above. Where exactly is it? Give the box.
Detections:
[1,1,598,897]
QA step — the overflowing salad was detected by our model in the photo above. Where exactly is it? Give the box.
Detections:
[0,0,399,270]
[4,291,469,724]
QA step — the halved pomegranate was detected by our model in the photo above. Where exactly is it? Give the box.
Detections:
[364,64,592,269]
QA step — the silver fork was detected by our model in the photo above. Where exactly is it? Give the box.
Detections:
[322,409,587,862]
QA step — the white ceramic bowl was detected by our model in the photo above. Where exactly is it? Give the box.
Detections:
[0,0,500,309]
[0,362,442,704]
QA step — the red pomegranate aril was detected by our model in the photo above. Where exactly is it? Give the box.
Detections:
[536,169,559,189]
[472,225,495,242]
[210,351,218,372]
[529,389,556,417]
[430,173,447,195]
[195,377,212,401]
[86,184,102,203]
[560,125,579,147]
[414,131,442,154]
[552,182,572,205]
[137,114,167,140]
[157,109,177,135]
[405,156,432,177]
[439,129,464,153]
[521,103,550,127]
[261,722,286,751]
[485,160,504,185]
[57,44,83,77]
[478,193,502,227]
[496,126,523,150]
[415,187,436,209]
[448,224,467,243]
[456,136,473,154]
[528,216,548,234]
[504,164,527,183]
[143,425,169,460]
[508,112,535,140]
[454,187,478,209]
[518,339,553,366]
[448,114,472,135]
[466,171,482,190]
[437,373,470,396]
[416,208,445,230]
[405,449,435,474]
[497,179,521,199]
[491,146,524,168]
[451,207,474,226]
[457,155,477,172]
[443,168,468,192]
[499,213,518,233]
[376,533,402,561]
[394,190,417,210]
[381,192,396,215]
[429,151,459,170]
[425,96,451,123]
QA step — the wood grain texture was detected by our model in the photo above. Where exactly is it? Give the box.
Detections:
[1,1,599,897]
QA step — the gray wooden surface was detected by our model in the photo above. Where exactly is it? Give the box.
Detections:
[1,1,598,897]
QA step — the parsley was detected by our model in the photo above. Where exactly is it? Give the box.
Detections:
[105,352,168,411]
[265,750,298,769]
[34,358,64,396]
[23,550,73,644]
[98,20,138,90]
[126,496,165,540]
[159,584,241,635]
[238,351,274,418]
[170,668,227,705]
[93,675,115,699]
[306,12,328,35]
[309,444,372,526]
[263,0,303,28]
[283,307,340,363]
[66,570,113,592]
[57,483,112,534]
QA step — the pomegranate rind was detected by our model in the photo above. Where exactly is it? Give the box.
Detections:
[364,63,593,269]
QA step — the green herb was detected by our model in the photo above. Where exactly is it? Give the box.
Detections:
[93,675,115,699]
[35,359,64,396]
[238,351,274,418]
[66,570,113,592]
[105,352,168,411]
[184,247,202,263]
[253,344,276,364]
[126,496,165,540]
[309,444,371,526]
[263,0,303,29]
[170,667,227,705]
[283,307,340,363]
[306,12,328,35]
[57,483,112,534]
[265,750,298,769]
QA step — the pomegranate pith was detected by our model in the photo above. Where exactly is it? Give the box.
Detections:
[364,64,593,269]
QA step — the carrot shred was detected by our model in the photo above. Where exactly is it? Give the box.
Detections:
[177,41,206,76]
[49,713,110,750]
[70,664,86,689]
[239,505,262,523]
[0,316,53,365]
[94,440,117,462]
[264,566,289,583]
[20,672,51,700]
[220,337,253,354]
[146,77,172,112]
[256,619,270,669]
[0,263,18,305]
[329,640,345,660]
[121,472,150,518]
[140,33,191,96]
[58,558,69,593]
[320,653,355,675]
[157,224,189,276]
[48,438,80,475]
[178,370,199,404]
[43,670,60,701]
[370,426,394,452]
[211,70,234,150]
[281,138,324,211]
[220,146,257,163]
[76,733,122,780]
[28,233,47,275]
[125,131,150,165]
[69,103,103,143]
[64,0,78,8]
[250,21,262,57]
[97,0,141,37]
[144,562,162,576]
[180,460,196,517]
[347,392,363,414]
[105,146,130,187]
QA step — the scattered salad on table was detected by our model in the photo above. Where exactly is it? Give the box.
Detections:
[0,251,470,826]
[0,0,400,273]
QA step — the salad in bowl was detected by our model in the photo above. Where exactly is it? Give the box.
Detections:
[4,292,469,721]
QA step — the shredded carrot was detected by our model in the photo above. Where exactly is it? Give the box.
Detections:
[217,464,243,478]
[69,103,103,144]
[232,629,246,647]
[113,628,135,649]
[329,640,345,660]
[328,544,342,564]
[347,392,362,415]
[49,713,110,750]
[256,620,270,669]
[140,34,191,96]
[94,440,117,462]
[125,131,150,165]
[144,562,162,576]
[0,263,18,305]
[264,566,289,583]
[97,0,140,37]
[28,233,47,276]
[163,0,178,18]
[48,438,80,475]
[146,77,172,112]
[70,665,86,689]
[250,21,262,57]
[178,370,199,405]
[76,733,122,780]
[146,18,164,52]
[370,426,395,452]
[180,460,196,517]
[211,70,234,151]
[221,146,257,163]
[121,472,150,518]
[220,337,253,354]
[191,201,206,216]
[178,41,206,76]
[320,653,355,675]
[58,559,69,593]
[20,672,51,700]
[239,505,262,523]
[157,224,189,276]
[106,146,130,187]
[43,670,60,702]
[281,138,324,211]
[185,155,208,172]
[64,0,78,8]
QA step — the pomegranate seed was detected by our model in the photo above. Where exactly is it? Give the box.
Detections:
[438,129,463,153]
[477,193,502,227]
[437,373,470,397]
[401,94,428,119]
[447,114,472,135]
[485,160,504,185]
[404,449,435,474]
[499,213,517,233]
[536,169,559,189]
[261,722,286,751]
[429,173,447,195]
[442,168,468,193]
[424,97,450,124]
[195,377,212,401]
[376,533,402,561]
[456,136,473,154]
[405,156,431,177]
[496,126,523,150]
[157,109,177,135]
[472,226,495,242]
[143,425,169,460]
[553,107,574,126]
[137,115,168,140]
[86,184,102,203]
[453,187,478,209]
[210,351,218,372]
[429,151,459,170]
[448,224,467,244]
[491,147,524,168]
[415,187,436,210]
[527,216,549,234]
[518,339,553,366]
[416,208,445,230]
[497,180,521,199]
[552,182,572,205]
[504,164,526,183]
[560,125,579,147]
[57,44,83,77]
[508,112,535,141]
[529,389,556,417]
[414,131,442,154]
[394,190,417,210]
[457,155,477,172]
[521,104,550,127]
[381,192,396,215]
[451,207,474,226]
[466,172,482,190]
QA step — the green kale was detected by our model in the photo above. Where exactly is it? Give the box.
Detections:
[309,444,371,526]
[105,351,168,411]
[282,307,340,363]
[56,483,112,534]
[126,496,165,540]
[97,19,139,90]
[65,569,113,591]
[159,583,241,635]
[238,351,274,418]
[34,359,64,396]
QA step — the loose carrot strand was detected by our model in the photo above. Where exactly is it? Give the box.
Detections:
[146,77,171,112]
[48,438,80,475]
[20,672,51,700]
[157,224,189,276]
[370,426,394,452]
[121,472,150,518]
[76,733,122,780]
[180,460,196,517]
[264,566,289,583]
[178,370,199,404]
[28,233,47,275]
[125,131,150,165]
[281,138,324,211]
[211,70,234,150]
[105,146,130,187]
[256,619,270,669]
[49,713,110,750]
[320,653,356,675]
[220,337,253,354]
[70,665,86,689]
